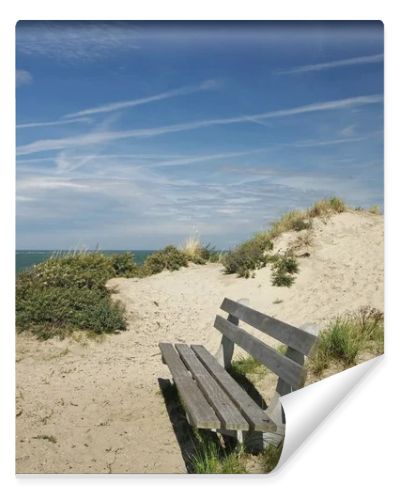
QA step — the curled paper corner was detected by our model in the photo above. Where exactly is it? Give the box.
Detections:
[273,355,383,472]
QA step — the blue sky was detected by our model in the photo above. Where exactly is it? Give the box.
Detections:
[16,21,384,250]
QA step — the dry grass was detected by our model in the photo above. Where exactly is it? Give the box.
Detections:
[181,235,203,259]
[368,204,381,215]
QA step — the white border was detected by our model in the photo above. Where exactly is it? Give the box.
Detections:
[1,2,398,499]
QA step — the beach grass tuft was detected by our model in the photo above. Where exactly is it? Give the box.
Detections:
[308,306,384,375]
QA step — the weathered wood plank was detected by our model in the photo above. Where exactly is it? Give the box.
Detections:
[175,344,249,431]
[159,343,221,429]
[191,345,277,432]
[276,347,305,396]
[214,315,307,389]
[216,312,237,368]
[220,298,317,356]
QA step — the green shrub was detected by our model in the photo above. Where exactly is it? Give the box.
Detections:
[309,307,384,375]
[110,252,138,277]
[143,245,188,275]
[222,233,273,278]
[16,253,128,339]
[271,251,299,287]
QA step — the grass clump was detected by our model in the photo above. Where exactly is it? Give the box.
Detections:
[271,251,299,287]
[181,237,221,264]
[268,210,312,239]
[16,252,130,339]
[309,307,384,376]
[190,433,246,474]
[142,245,188,275]
[230,356,268,379]
[261,444,283,473]
[307,197,346,218]
[368,204,381,215]
[222,233,273,278]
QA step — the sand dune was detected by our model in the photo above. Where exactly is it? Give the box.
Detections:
[16,211,383,473]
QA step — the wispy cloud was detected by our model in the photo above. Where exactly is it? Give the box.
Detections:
[17,94,383,156]
[16,69,33,87]
[294,137,365,148]
[17,117,92,129]
[65,80,220,118]
[16,21,140,61]
[275,53,383,75]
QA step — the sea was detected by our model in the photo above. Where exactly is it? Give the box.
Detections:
[15,250,155,274]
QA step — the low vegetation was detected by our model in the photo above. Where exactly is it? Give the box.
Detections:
[230,356,269,379]
[16,252,131,339]
[190,435,282,474]
[308,307,384,376]
[191,434,246,474]
[16,242,220,339]
[180,236,221,264]
[221,232,273,278]
[270,251,299,287]
[142,245,189,274]
[221,197,378,286]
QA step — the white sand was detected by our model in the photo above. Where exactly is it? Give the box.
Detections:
[16,211,384,473]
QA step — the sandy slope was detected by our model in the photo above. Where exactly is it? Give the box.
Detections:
[16,211,384,473]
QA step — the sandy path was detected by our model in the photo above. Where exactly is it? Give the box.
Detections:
[16,211,383,473]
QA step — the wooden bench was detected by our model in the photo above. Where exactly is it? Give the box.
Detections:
[159,297,318,449]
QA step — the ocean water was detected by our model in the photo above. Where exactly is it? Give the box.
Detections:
[15,250,155,274]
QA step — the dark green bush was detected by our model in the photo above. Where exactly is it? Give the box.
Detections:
[222,233,273,278]
[16,253,129,339]
[143,245,188,275]
[271,251,299,287]
[110,252,138,277]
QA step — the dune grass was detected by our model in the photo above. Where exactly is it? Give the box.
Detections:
[221,196,374,283]
[308,307,384,376]
[181,236,221,264]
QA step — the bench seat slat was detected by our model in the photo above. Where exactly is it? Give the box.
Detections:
[221,298,316,356]
[159,343,221,429]
[214,315,307,389]
[175,344,250,431]
[191,345,277,432]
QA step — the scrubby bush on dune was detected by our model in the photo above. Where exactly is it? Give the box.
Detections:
[222,232,273,278]
[270,251,299,287]
[308,307,384,376]
[142,245,188,275]
[110,251,138,277]
[16,252,135,339]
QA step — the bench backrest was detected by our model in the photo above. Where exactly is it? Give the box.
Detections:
[214,298,318,395]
